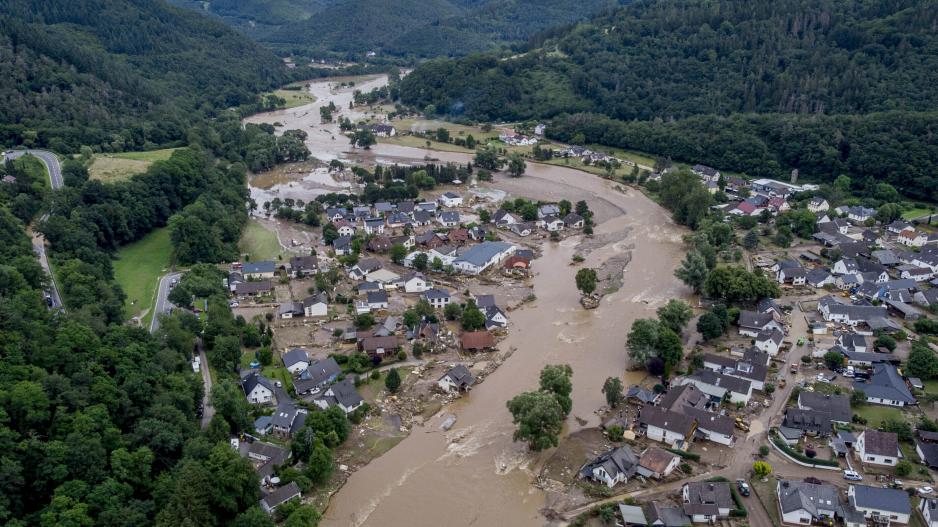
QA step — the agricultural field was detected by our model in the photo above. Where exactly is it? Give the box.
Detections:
[271,84,317,109]
[88,148,178,182]
[113,227,173,323]
[239,219,283,262]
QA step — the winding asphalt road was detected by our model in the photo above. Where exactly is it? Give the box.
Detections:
[3,149,64,309]
[149,271,183,333]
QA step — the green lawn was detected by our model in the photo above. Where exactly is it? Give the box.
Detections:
[854,404,906,428]
[903,208,933,220]
[239,220,282,261]
[269,84,317,109]
[923,379,938,395]
[113,227,173,323]
[89,148,179,182]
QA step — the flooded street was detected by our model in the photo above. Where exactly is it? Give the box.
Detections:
[245,78,691,527]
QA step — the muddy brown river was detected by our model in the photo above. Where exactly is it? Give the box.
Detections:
[245,77,691,527]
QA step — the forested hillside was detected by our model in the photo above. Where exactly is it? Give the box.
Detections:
[0,0,289,152]
[400,0,938,198]
[174,0,623,58]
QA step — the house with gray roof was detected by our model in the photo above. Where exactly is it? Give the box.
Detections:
[854,364,915,407]
[438,364,475,393]
[856,429,901,466]
[682,481,733,523]
[293,357,341,395]
[798,392,852,424]
[579,446,640,487]
[920,498,938,527]
[260,481,301,513]
[848,484,911,525]
[777,480,841,525]
[313,378,364,415]
[270,402,306,439]
[702,353,768,390]
[281,348,309,374]
[782,408,833,437]
[737,310,783,337]
[680,370,753,404]
[644,501,691,527]
[242,261,276,279]
[452,241,515,275]
[241,372,276,404]
[639,406,697,447]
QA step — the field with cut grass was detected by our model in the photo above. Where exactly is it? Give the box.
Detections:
[113,227,173,323]
[854,404,906,428]
[271,85,317,109]
[903,207,933,220]
[239,219,283,261]
[89,148,179,182]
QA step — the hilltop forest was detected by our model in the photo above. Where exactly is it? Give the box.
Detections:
[400,0,938,199]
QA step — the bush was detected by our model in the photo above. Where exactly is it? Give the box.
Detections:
[895,460,912,477]
[800,356,812,364]
[805,449,816,458]
[397,350,407,361]
[758,445,770,457]
[679,462,692,473]
[665,448,701,462]
[606,425,624,442]
[370,370,380,380]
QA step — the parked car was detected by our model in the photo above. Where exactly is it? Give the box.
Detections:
[918,487,934,495]
[736,479,751,497]
[229,301,239,308]
[844,470,863,481]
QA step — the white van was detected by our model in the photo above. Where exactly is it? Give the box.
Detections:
[845,366,855,377]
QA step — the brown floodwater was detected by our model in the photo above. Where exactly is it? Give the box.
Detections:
[246,77,691,527]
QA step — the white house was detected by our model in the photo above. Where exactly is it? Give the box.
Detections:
[920,498,938,527]
[539,216,565,232]
[281,348,309,375]
[847,206,876,224]
[898,229,929,247]
[313,379,364,415]
[452,241,515,275]
[437,364,474,393]
[855,429,901,466]
[241,372,275,404]
[579,446,639,488]
[424,288,451,309]
[849,485,911,526]
[755,328,784,356]
[682,481,734,523]
[638,406,695,447]
[242,261,276,280]
[402,272,430,293]
[303,293,328,317]
[438,191,463,208]
[807,198,830,213]
[366,290,389,310]
[777,480,839,526]
[680,371,753,405]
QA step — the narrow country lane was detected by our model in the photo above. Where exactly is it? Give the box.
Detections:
[4,149,64,309]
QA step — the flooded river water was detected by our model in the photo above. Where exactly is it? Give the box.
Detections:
[245,77,691,527]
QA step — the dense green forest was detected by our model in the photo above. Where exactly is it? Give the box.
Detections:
[0,0,290,152]
[399,0,938,198]
[172,0,624,58]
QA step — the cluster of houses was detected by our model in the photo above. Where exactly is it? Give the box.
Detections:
[228,255,319,300]
[491,203,585,237]
[777,478,913,527]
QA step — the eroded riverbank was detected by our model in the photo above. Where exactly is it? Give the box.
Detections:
[244,76,691,527]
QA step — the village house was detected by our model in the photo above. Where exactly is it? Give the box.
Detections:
[269,402,306,440]
[579,446,639,488]
[916,433,938,469]
[302,292,329,317]
[363,217,386,235]
[460,330,495,352]
[243,261,276,280]
[281,348,309,374]
[636,447,680,479]
[680,370,753,405]
[366,123,397,137]
[539,215,565,232]
[437,364,475,393]
[798,392,852,425]
[537,204,561,219]
[510,222,534,236]
[312,378,364,415]
[452,241,515,275]
[359,335,398,358]
[333,235,352,255]
[681,406,736,445]
[366,290,389,310]
[438,191,463,208]
[856,429,901,466]
[492,209,521,228]
[367,235,391,252]
[638,406,696,447]
[782,408,833,437]
[241,372,275,404]
[293,357,341,395]
[437,211,460,227]
[701,353,768,390]
[754,328,785,355]
[848,485,911,525]
[260,482,302,513]
[808,198,830,212]
[682,481,734,523]
[288,255,318,277]
[644,501,692,527]
[847,206,876,224]
[402,272,430,293]
[854,364,915,406]
[333,221,356,237]
[777,480,840,526]
[235,280,273,299]
[920,499,938,527]
[563,212,585,229]
[424,288,451,309]
[349,258,382,280]
[737,310,783,337]
[691,164,721,181]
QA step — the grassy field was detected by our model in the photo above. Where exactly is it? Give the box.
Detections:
[750,477,782,527]
[271,84,317,109]
[89,148,178,182]
[239,220,282,262]
[854,404,906,428]
[923,379,938,395]
[113,227,173,323]
[904,208,933,220]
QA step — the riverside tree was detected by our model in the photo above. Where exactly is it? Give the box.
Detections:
[507,364,573,451]
[507,152,526,177]
[674,251,709,293]
[602,377,624,408]
[575,267,598,295]
[657,299,693,334]
[385,368,401,393]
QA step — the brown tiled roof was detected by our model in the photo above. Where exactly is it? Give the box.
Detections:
[639,447,678,474]
[862,429,899,457]
[460,331,495,351]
